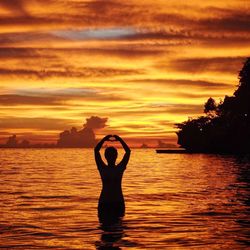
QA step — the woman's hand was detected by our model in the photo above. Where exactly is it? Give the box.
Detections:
[113,135,121,141]
[103,135,112,141]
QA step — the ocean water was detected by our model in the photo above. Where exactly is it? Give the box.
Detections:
[0,149,249,249]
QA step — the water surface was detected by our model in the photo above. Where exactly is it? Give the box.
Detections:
[0,149,249,249]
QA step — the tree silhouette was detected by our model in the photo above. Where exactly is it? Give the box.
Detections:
[176,57,250,153]
[235,57,250,99]
[204,97,217,115]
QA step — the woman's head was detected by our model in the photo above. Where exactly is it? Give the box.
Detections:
[105,146,118,166]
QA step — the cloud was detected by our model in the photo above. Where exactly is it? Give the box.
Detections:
[164,104,204,115]
[0,131,11,136]
[168,57,245,74]
[111,103,203,116]
[172,92,222,99]
[95,102,203,117]
[155,10,250,33]
[0,94,61,106]
[53,28,137,40]
[0,0,28,16]
[0,1,134,32]
[146,103,204,115]
[0,32,66,45]
[121,29,195,42]
[77,47,165,58]
[113,120,175,130]
[199,12,250,33]
[0,46,165,61]
[96,47,165,58]
[0,117,76,130]
[84,116,108,129]
[50,27,197,44]
[0,88,131,106]
[0,66,143,79]
[125,79,232,90]
[16,87,97,97]
[0,47,40,58]
[0,16,63,31]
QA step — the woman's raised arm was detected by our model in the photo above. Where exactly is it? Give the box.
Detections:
[113,135,131,168]
[94,135,112,168]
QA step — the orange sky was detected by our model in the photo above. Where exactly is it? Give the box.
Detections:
[0,0,250,147]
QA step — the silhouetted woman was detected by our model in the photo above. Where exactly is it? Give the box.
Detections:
[95,135,130,222]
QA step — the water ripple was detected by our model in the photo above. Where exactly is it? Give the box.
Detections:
[0,149,249,249]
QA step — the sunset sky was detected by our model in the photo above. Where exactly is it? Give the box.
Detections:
[0,0,250,146]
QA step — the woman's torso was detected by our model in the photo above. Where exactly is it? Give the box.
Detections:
[98,166,125,203]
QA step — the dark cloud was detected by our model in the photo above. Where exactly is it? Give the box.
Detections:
[0,0,28,16]
[172,92,222,99]
[0,0,60,18]
[121,29,194,42]
[0,46,165,61]
[119,120,175,130]
[67,47,165,58]
[162,104,203,115]
[99,103,203,117]
[153,7,250,34]
[0,132,59,144]
[135,103,203,115]
[17,87,97,98]
[0,32,66,46]
[0,89,130,106]
[0,117,76,130]
[83,0,130,13]
[0,106,73,112]
[19,87,131,102]
[0,131,11,136]
[0,94,61,106]
[199,12,250,33]
[0,1,134,31]
[0,47,59,61]
[0,16,62,28]
[168,57,245,74]
[198,35,250,48]
[75,0,141,27]
[125,79,231,90]
[157,120,175,126]
[0,66,143,79]
[84,116,108,129]
[0,47,39,58]
[116,124,163,130]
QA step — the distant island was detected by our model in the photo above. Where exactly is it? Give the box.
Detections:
[176,57,250,154]
[0,116,106,148]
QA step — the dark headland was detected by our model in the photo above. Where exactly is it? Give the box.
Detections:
[156,149,186,154]
[172,57,250,154]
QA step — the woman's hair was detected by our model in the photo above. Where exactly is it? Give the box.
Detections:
[104,146,118,164]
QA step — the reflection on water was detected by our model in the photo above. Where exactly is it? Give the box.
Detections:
[0,149,249,249]
[96,218,124,250]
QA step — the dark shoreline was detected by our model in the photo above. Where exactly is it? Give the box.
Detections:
[156,149,250,155]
